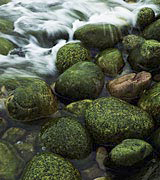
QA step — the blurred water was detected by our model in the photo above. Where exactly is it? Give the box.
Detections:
[0,0,158,78]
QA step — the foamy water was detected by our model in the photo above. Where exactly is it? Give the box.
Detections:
[0,0,158,78]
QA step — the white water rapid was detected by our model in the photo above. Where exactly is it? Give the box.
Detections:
[0,0,159,78]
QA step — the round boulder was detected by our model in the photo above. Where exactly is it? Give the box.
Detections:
[85,97,154,144]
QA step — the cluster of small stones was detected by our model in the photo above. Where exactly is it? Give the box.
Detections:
[1,1,160,180]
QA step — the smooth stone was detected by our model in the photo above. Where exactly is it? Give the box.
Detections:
[96,147,108,170]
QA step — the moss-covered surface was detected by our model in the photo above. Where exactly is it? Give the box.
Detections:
[56,42,91,74]
[0,18,14,34]
[0,140,24,180]
[110,139,153,166]
[54,61,104,101]
[128,40,160,72]
[21,152,82,180]
[85,97,154,144]
[74,24,122,50]
[142,19,160,41]
[138,82,160,123]
[39,116,92,159]
[0,37,14,55]
[136,7,155,29]
[122,34,145,51]
[65,99,93,117]
[95,48,124,76]
[5,77,58,122]
[0,0,11,6]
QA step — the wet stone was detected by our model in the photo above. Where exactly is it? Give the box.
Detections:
[0,140,25,179]
[95,48,124,77]
[107,71,151,101]
[0,117,7,135]
[2,127,26,143]
[96,147,108,171]
[109,139,153,167]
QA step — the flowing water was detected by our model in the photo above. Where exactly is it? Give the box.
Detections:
[0,0,160,179]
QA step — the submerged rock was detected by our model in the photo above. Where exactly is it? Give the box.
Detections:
[107,71,151,101]
[110,139,153,167]
[85,97,154,144]
[0,18,14,34]
[56,42,91,74]
[0,140,24,179]
[122,34,145,52]
[4,77,58,122]
[136,7,155,29]
[95,48,124,77]
[21,152,81,180]
[142,19,160,41]
[128,40,160,72]
[74,24,122,50]
[0,37,14,55]
[138,82,160,123]
[54,61,104,101]
[39,116,92,159]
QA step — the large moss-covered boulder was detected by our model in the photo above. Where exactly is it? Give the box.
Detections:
[128,40,160,72]
[21,152,81,180]
[39,116,92,159]
[136,7,155,29]
[5,77,58,121]
[142,19,160,41]
[138,82,160,123]
[56,42,91,74]
[0,18,14,34]
[74,24,122,50]
[0,0,11,6]
[110,139,153,167]
[0,140,24,179]
[122,34,145,52]
[0,37,14,55]
[85,97,154,144]
[95,48,124,76]
[54,61,104,101]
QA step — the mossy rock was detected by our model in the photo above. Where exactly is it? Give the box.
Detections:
[5,77,58,122]
[95,48,124,76]
[0,37,14,55]
[74,24,122,50]
[21,152,82,180]
[0,18,14,34]
[56,42,91,74]
[39,116,92,159]
[138,82,160,123]
[0,0,11,6]
[110,139,153,166]
[85,97,154,144]
[0,140,24,179]
[136,7,155,29]
[122,34,145,52]
[128,40,160,72]
[54,61,104,101]
[65,99,93,117]
[142,19,160,41]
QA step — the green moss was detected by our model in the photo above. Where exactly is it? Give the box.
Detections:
[142,19,160,41]
[56,42,91,74]
[138,82,160,123]
[0,0,11,6]
[128,40,160,72]
[0,140,24,179]
[21,152,82,180]
[0,37,14,55]
[95,48,124,76]
[39,116,92,159]
[136,7,155,29]
[0,18,14,34]
[5,78,58,122]
[85,97,154,144]
[74,24,122,50]
[122,34,145,51]
[55,61,104,100]
[110,139,153,166]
